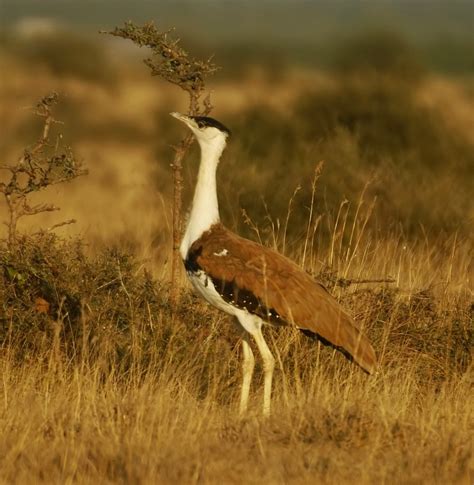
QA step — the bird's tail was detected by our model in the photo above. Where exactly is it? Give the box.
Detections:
[343,325,377,374]
[301,312,377,374]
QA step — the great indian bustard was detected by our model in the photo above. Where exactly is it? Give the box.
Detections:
[171,112,377,416]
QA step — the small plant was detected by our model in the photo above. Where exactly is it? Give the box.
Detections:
[0,92,87,247]
[105,21,219,304]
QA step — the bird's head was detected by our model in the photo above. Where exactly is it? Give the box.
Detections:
[170,112,231,148]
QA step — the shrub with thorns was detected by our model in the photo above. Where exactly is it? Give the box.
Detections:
[0,92,87,247]
[107,21,218,106]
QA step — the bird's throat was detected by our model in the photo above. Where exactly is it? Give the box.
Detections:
[180,139,225,258]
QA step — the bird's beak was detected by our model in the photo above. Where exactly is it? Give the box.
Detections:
[170,112,196,130]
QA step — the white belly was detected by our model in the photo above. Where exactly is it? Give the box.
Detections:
[187,270,239,316]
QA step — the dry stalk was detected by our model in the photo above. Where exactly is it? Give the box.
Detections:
[105,22,219,306]
[301,161,324,268]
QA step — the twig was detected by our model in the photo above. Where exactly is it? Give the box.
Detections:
[335,276,396,288]
[47,219,77,232]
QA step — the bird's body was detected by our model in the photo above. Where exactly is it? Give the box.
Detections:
[171,112,377,416]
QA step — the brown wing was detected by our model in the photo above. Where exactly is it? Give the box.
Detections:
[186,224,377,374]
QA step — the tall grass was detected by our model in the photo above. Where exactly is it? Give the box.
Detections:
[1,204,472,483]
[1,339,471,484]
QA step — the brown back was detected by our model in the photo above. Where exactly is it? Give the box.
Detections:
[185,224,377,373]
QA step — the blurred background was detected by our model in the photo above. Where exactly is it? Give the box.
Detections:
[1,0,473,265]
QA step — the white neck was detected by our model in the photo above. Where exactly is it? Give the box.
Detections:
[180,136,226,258]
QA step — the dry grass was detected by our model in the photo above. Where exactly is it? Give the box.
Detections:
[1,32,473,484]
[1,346,472,484]
[0,225,472,484]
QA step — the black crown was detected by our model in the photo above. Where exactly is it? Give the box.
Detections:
[191,116,231,136]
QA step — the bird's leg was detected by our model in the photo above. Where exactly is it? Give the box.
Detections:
[251,327,275,417]
[239,332,255,416]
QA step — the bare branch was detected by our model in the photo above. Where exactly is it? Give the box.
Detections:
[47,219,77,232]
[335,277,396,288]
[21,201,59,216]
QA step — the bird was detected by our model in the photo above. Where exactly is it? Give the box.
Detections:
[170,112,377,416]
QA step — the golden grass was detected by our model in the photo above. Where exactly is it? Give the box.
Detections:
[1,227,472,484]
[1,44,473,485]
[1,325,472,484]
